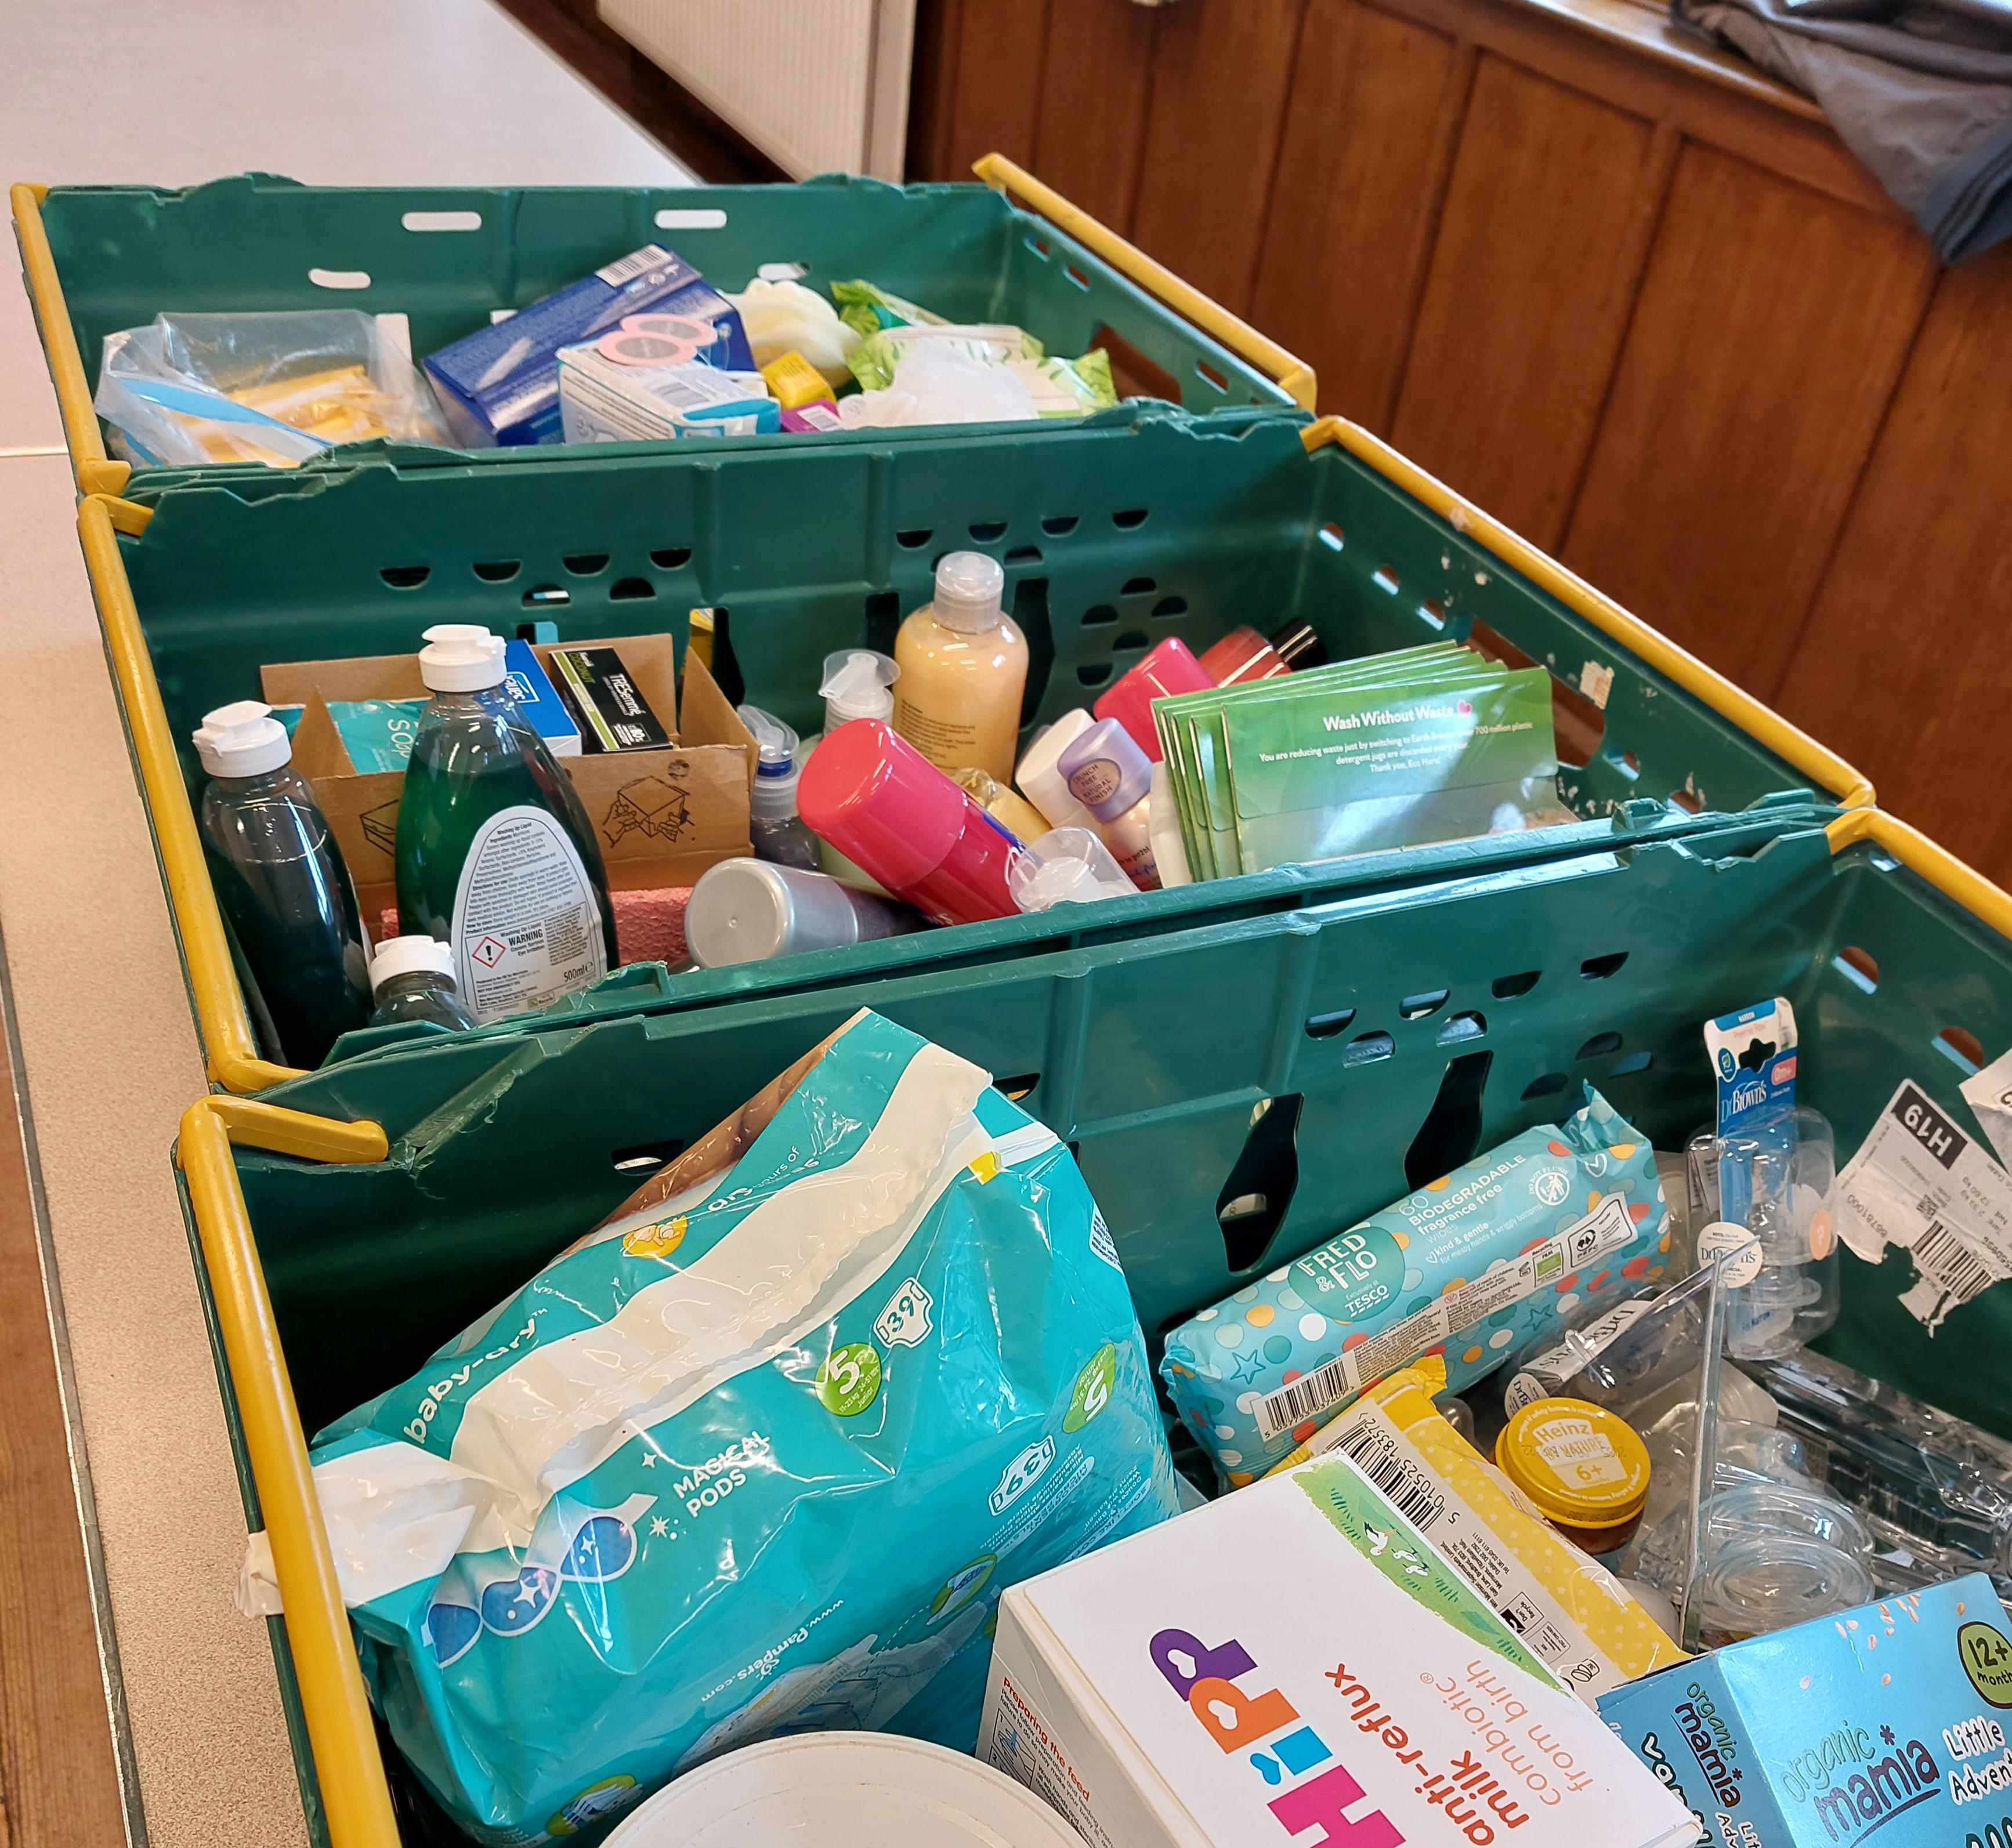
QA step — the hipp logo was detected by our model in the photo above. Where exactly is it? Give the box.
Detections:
[1150,1627,1402,1846]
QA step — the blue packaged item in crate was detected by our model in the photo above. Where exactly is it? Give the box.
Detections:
[424,244,754,446]
[1598,1571,2012,1846]
[1163,1085,1671,1484]
[298,1010,1179,1844]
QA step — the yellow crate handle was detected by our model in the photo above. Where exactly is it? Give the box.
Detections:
[178,1097,395,1848]
[1826,807,2012,942]
[971,154,1318,414]
[10,183,131,498]
[1300,417,1877,811]
[77,494,307,1091]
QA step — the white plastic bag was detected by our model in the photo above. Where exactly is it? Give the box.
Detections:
[837,343,1040,429]
[96,310,452,467]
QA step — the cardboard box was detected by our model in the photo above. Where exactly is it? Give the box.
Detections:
[980,1455,1696,1848]
[261,636,752,929]
[1598,1572,2012,1847]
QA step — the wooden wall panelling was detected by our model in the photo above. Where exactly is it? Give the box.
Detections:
[1561,142,1936,701]
[1249,0,1470,431]
[1029,0,1163,233]
[1126,0,1311,317]
[936,0,1054,181]
[1775,243,2012,879]
[1385,55,1666,549]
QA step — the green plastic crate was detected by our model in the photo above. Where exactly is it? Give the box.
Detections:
[184,803,2012,1847]
[94,410,1867,1092]
[15,164,1309,497]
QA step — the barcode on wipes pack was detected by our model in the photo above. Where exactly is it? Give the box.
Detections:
[1334,1422,1447,1531]
[1256,1353,1357,1442]
[1912,1221,1996,1306]
[596,245,672,287]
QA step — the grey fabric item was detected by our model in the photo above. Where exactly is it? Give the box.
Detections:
[1674,0,2012,260]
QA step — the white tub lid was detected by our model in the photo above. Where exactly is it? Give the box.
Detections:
[606,1732,1087,1847]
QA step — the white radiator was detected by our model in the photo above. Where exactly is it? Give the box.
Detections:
[599,0,915,181]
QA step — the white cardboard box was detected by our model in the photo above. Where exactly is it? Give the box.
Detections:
[980,1457,1696,1848]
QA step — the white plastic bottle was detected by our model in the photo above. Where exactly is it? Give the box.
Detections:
[1056,718,1160,889]
[1148,760,1193,887]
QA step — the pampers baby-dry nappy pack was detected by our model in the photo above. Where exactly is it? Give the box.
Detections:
[1163,1086,1673,1484]
[1598,1572,2012,1846]
[980,1452,1697,1848]
[301,1011,1179,1844]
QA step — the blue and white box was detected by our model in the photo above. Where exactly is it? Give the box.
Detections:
[502,640,580,758]
[424,245,753,446]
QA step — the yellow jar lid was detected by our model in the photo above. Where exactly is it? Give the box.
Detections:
[1494,1398,1651,1530]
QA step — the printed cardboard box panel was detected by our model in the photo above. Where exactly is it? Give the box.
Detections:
[260,637,754,926]
[1597,1572,2012,1848]
[980,1455,1695,1848]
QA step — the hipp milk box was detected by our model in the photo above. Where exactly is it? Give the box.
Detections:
[1600,1573,2012,1847]
[982,1452,1695,1848]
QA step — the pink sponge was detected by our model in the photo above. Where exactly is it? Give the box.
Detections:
[375,888,693,970]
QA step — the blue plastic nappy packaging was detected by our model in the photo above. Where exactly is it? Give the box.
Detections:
[1162,1086,1671,1484]
[425,245,754,446]
[298,1010,1179,1843]
[1598,1572,2012,1846]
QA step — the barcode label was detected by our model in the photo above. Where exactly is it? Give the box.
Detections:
[1257,1352,1357,1443]
[1253,1193,1637,1443]
[1912,1220,1996,1305]
[1333,1422,1446,1532]
[596,244,673,286]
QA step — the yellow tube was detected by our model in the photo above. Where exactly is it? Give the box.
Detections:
[77,495,306,1090]
[178,1099,397,1848]
[1299,416,1876,811]
[971,154,1318,412]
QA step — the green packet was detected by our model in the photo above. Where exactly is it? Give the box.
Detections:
[1018,346,1117,416]
[1223,665,1558,873]
[829,278,947,336]
[1181,654,1482,877]
[1155,646,1472,880]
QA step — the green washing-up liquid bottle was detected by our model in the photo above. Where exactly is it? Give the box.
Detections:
[395,625,616,1024]
[194,700,372,1066]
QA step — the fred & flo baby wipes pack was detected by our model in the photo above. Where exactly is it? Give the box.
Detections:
[1163,1086,1672,1484]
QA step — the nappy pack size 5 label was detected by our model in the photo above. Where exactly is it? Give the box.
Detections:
[1162,1086,1671,1483]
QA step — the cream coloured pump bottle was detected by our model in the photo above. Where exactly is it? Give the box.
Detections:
[892,552,1028,784]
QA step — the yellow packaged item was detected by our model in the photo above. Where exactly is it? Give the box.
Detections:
[1267,1357,1684,1698]
[760,348,833,410]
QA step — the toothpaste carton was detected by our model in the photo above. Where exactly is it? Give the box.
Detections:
[982,1454,1697,1848]
[1597,1573,2012,1847]
[1163,1086,1672,1485]
[424,245,753,445]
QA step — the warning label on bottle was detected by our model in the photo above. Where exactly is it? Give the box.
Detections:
[450,807,607,1023]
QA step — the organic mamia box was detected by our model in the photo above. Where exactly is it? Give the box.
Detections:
[981,1455,1694,1848]
[1599,1572,2012,1847]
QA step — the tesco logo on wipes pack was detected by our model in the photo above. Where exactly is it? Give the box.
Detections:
[1151,1627,1402,1845]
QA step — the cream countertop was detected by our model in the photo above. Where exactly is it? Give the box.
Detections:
[0,3,688,1841]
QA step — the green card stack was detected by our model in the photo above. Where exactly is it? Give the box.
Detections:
[1152,643,1562,879]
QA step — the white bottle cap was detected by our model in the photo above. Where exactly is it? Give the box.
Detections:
[369,934,456,993]
[818,649,899,728]
[1014,708,1098,831]
[193,700,292,777]
[418,624,507,692]
[737,704,803,820]
[930,551,1005,634]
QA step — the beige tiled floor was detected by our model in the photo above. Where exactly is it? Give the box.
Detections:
[0,5,690,1840]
